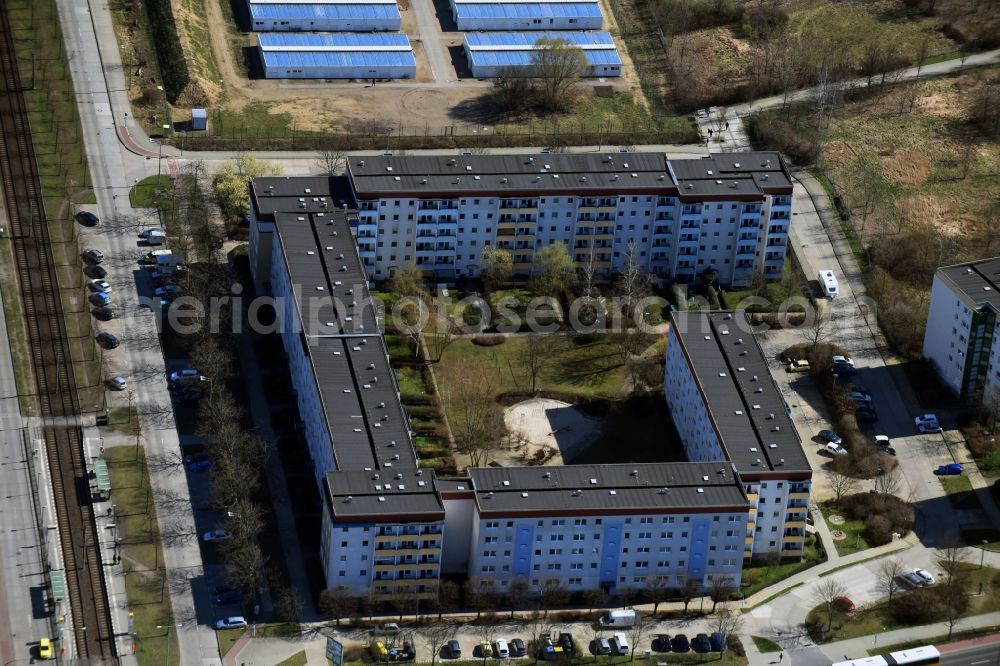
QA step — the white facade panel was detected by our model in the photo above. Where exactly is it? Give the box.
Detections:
[923,274,970,397]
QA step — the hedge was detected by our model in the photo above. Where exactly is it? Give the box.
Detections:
[142,0,190,103]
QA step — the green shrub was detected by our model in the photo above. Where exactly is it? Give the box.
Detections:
[142,0,190,103]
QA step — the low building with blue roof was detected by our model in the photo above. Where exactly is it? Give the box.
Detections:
[450,0,603,30]
[247,0,401,32]
[463,32,621,78]
[258,33,416,79]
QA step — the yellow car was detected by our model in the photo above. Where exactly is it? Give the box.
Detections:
[38,637,54,659]
[479,642,493,658]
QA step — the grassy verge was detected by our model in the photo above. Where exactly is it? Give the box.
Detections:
[820,552,895,578]
[750,636,782,653]
[939,475,972,495]
[960,528,1000,553]
[918,50,965,66]
[218,623,301,659]
[107,405,141,436]
[740,535,826,598]
[277,652,308,666]
[745,582,804,612]
[867,624,1000,656]
[131,175,175,208]
[820,503,872,557]
[7,0,101,412]
[0,230,38,415]
[106,446,179,666]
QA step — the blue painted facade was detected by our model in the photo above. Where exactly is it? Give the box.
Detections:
[687,518,710,582]
[513,524,534,578]
[599,520,624,588]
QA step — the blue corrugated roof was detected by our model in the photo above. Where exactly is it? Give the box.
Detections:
[258,32,412,48]
[466,32,621,68]
[251,3,401,20]
[262,51,416,68]
[465,31,614,47]
[454,2,602,18]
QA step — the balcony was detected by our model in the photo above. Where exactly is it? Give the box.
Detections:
[788,490,810,500]
[418,201,458,211]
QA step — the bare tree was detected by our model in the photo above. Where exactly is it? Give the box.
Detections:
[813,578,848,635]
[874,467,905,496]
[829,469,861,503]
[679,578,701,615]
[538,578,569,617]
[530,38,589,112]
[424,622,455,666]
[712,608,743,648]
[435,580,461,620]
[709,576,737,612]
[319,585,357,626]
[520,334,556,393]
[316,149,347,176]
[507,577,532,618]
[465,576,500,620]
[582,587,609,613]
[444,360,506,468]
[225,540,267,601]
[626,610,648,663]
[491,67,534,115]
[877,558,904,606]
[645,576,671,616]
[802,310,832,351]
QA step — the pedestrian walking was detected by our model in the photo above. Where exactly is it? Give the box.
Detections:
[725,121,730,130]
[779,653,783,662]
[708,128,713,137]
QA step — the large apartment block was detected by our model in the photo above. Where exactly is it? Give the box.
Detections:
[665,310,812,560]
[923,258,1000,408]
[246,168,807,602]
[345,152,792,288]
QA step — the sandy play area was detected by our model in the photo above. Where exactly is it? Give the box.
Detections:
[503,397,604,465]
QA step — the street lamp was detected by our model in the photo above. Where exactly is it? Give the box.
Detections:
[981,540,988,569]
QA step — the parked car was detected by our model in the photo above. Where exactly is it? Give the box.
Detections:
[510,639,527,657]
[670,635,690,653]
[87,278,112,293]
[818,430,843,445]
[877,444,896,456]
[478,642,493,658]
[38,637,53,660]
[832,596,856,613]
[189,459,214,472]
[214,616,247,630]
[832,362,857,377]
[155,285,183,298]
[108,375,127,391]
[592,638,612,655]
[935,463,963,476]
[709,633,727,652]
[96,332,120,349]
[559,633,574,652]
[651,635,672,652]
[850,392,873,403]
[915,414,943,433]
[370,623,400,635]
[913,569,935,585]
[75,211,99,226]
[202,529,233,542]
[824,442,848,457]
[140,227,166,238]
[787,359,811,373]
[400,641,416,661]
[170,368,200,383]
[92,306,118,321]
[214,589,242,605]
[898,570,924,587]
[495,639,510,659]
[832,355,855,367]
[848,384,869,394]
[856,410,878,424]
[89,292,112,307]
[691,634,712,653]
[82,248,104,263]
[87,264,108,279]
[446,640,461,659]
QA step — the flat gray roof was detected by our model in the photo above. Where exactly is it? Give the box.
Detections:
[669,310,810,476]
[251,176,356,217]
[347,152,790,198]
[938,257,1000,312]
[325,469,444,522]
[469,462,748,515]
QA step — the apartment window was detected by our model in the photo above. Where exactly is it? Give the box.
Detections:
[339,571,346,577]
[483,550,496,557]
[485,521,500,528]
[484,536,498,544]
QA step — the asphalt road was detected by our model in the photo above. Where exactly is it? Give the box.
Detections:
[944,641,1000,666]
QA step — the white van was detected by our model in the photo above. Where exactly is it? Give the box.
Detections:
[610,633,629,656]
[819,269,839,299]
[598,609,637,628]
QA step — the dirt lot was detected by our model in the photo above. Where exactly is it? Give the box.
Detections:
[144,0,646,136]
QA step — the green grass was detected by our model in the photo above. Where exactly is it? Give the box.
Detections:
[745,582,805,612]
[218,621,300,657]
[106,446,179,666]
[867,624,1000,656]
[0,238,38,415]
[130,175,175,208]
[820,552,894,577]
[277,651,308,666]
[750,636,782,654]
[820,503,871,557]
[107,405,141,436]
[395,366,431,397]
[216,629,244,659]
[919,50,965,66]
[960,528,1000,553]
[740,535,826,598]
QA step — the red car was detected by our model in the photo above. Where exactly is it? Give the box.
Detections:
[832,596,856,613]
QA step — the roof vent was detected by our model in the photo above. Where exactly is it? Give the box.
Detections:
[393,176,401,181]
[702,475,709,482]
[749,447,758,452]
[543,472,552,479]
[773,426,780,431]
[685,183,693,189]
[502,480,510,486]
[630,469,638,476]
[735,410,743,415]
[716,180,723,185]
[345,496,353,503]
[378,497,386,502]
[609,490,617,495]
[734,163,741,168]
[386,166,393,172]
[768,444,777,449]
[707,170,713,175]
[590,478,598,484]
[521,492,529,498]
[697,488,704,494]
[501,177,508,183]
[658,488,667,494]
[572,489,582,497]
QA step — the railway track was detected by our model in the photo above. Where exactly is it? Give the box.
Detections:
[0,1,116,662]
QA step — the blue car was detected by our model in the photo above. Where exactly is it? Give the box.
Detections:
[89,291,112,306]
[214,589,242,605]
[189,459,214,472]
[709,633,727,652]
[935,463,963,476]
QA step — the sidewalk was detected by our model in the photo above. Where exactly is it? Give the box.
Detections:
[821,611,1000,661]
